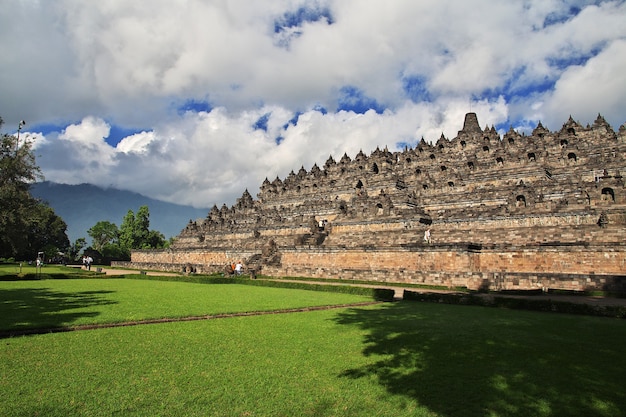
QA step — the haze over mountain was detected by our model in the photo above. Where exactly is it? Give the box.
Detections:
[31,182,210,244]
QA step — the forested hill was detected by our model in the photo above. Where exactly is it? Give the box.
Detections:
[30,182,210,243]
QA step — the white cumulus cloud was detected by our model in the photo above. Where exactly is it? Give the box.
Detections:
[0,0,624,209]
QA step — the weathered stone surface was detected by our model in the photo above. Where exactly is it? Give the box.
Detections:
[124,113,626,292]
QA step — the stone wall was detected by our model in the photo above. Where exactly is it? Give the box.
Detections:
[126,243,626,292]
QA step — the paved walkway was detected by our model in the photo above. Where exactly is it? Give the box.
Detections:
[99,267,180,277]
[70,265,180,277]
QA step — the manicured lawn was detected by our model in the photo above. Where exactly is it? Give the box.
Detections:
[0,278,371,333]
[0,263,96,279]
[1,279,625,416]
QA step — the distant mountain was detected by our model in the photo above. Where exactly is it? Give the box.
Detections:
[31,182,210,243]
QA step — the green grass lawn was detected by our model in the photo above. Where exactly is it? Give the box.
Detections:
[0,262,97,278]
[1,278,625,416]
[0,278,371,333]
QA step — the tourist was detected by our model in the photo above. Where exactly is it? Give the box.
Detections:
[424,228,431,244]
[235,261,243,275]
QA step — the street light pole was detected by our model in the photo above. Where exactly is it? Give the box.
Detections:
[16,120,25,153]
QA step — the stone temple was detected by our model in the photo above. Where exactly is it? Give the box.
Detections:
[126,113,626,292]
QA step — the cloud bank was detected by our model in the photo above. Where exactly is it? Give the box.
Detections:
[1,0,625,208]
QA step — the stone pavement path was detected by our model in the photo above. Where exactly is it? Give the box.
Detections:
[68,265,180,277]
[99,267,180,277]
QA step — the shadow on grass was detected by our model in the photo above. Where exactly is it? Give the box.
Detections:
[334,301,625,417]
[0,288,117,337]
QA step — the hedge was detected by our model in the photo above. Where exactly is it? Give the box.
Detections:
[129,274,396,302]
[403,290,626,319]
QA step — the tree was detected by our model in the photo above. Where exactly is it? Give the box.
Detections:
[119,210,135,253]
[87,221,119,253]
[24,203,70,260]
[135,205,150,247]
[87,206,167,262]
[69,238,87,261]
[0,116,69,259]
[119,205,167,250]
[145,229,167,249]
[101,242,127,260]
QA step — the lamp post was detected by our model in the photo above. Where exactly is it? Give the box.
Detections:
[16,120,25,152]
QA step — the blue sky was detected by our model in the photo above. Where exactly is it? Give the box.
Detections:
[1,0,625,208]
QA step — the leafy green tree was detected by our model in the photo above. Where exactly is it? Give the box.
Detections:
[69,237,87,261]
[87,206,168,262]
[87,221,119,253]
[119,210,135,253]
[101,242,127,260]
[135,205,151,247]
[146,229,168,249]
[0,117,69,259]
[24,203,70,259]
[119,205,167,250]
